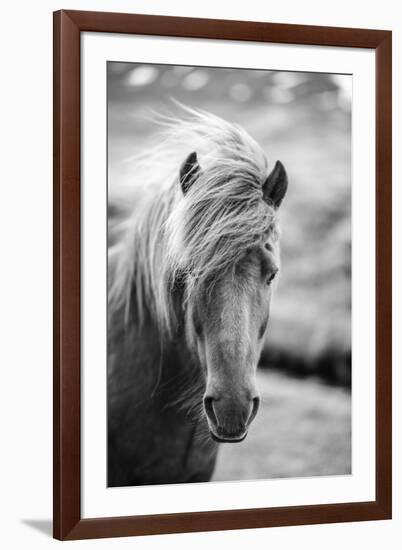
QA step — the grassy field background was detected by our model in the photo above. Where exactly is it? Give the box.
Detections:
[108,63,352,479]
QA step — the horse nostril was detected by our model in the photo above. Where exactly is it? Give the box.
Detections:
[204,396,218,427]
[247,396,260,426]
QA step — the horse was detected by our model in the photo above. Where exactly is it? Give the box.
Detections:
[107,106,288,486]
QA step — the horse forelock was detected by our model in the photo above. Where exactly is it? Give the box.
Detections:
[108,105,279,337]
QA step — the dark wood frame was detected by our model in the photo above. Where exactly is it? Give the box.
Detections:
[53,9,392,541]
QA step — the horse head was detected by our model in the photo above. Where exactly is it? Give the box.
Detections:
[177,151,288,442]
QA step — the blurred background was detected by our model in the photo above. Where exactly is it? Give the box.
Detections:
[108,62,352,480]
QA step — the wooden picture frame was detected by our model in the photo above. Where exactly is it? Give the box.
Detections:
[53,9,392,540]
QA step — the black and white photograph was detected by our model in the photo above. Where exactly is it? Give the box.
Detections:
[107,62,352,488]
[1,1,396,547]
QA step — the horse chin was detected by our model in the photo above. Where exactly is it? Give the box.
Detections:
[209,430,248,443]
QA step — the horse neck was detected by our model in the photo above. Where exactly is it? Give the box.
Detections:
[122,276,203,411]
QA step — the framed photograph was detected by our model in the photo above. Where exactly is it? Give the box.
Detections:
[53,10,392,540]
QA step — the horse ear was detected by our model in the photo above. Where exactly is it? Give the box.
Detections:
[262,160,288,208]
[180,151,200,195]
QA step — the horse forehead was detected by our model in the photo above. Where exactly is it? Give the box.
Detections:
[206,277,249,329]
[215,254,262,300]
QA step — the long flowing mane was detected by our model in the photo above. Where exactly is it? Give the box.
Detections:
[108,105,278,336]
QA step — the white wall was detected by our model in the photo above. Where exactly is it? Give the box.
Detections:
[0,0,400,548]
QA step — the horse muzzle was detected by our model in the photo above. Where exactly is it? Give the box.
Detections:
[203,393,260,443]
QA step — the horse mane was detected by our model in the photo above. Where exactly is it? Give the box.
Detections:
[108,105,278,336]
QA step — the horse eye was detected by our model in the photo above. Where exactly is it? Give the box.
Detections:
[266,269,278,285]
